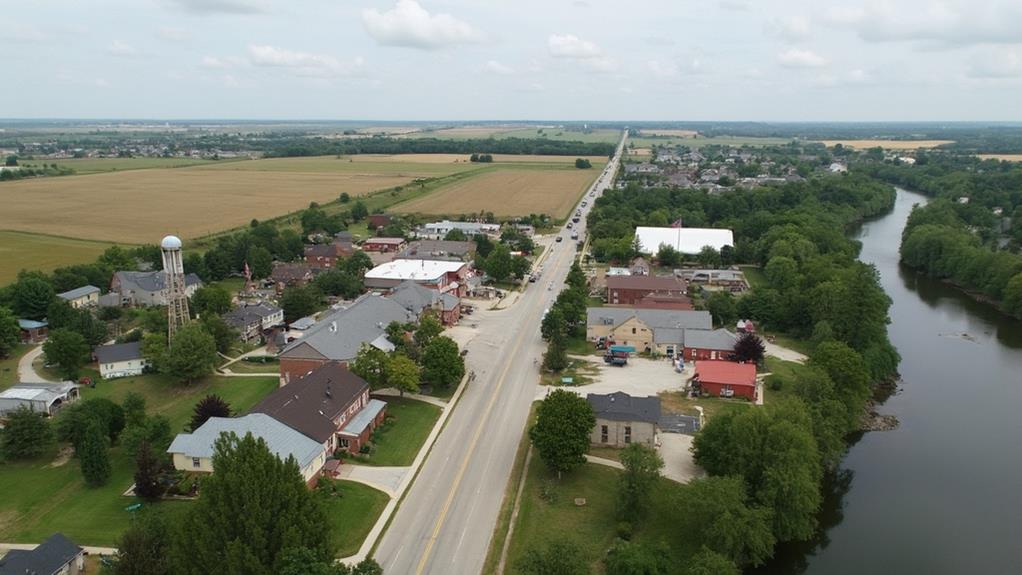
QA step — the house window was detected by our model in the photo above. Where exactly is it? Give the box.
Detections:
[600,425,608,443]
[624,426,632,444]
[631,327,636,334]
[340,438,350,448]
[192,457,201,468]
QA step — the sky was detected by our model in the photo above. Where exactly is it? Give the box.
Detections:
[2,0,1021,121]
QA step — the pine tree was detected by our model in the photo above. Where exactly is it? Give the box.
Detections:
[0,406,52,459]
[79,420,111,487]
[133,440,163,501]
[113,511,171,575]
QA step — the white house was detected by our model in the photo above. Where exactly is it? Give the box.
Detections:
[94,341,150,379]
[56,285,100,308]
[634,226,734,255]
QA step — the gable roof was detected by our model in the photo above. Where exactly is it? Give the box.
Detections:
[0,532,82,575]
[167,413,324,470]
[252,362,369,443]
[587,392,661,424]
[223,302,283,329]
[113,271,201,292]
[694,360,757,387]
[271,262,313,282]
[389,281,459,315]
[587,307,711,332]
[683,328,737,351]
[94,341,144,364]
[57,285,100,301]
[279,294,412,362]
[0,382,77,404]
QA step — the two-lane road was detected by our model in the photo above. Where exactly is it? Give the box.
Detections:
[376,132,627,575]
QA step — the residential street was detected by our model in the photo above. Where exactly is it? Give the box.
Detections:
[374,134,626,575]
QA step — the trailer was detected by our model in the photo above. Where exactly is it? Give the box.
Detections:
[603,345,635,366]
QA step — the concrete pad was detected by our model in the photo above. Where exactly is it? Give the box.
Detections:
[538,356,690,401]
[658,433,704,484]
[336,464,408,497]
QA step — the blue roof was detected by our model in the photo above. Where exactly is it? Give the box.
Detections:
[18,319,48,329]
[340,399,387,437]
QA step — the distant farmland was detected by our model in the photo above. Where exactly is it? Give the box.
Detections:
[0,231,118,284]
[393,164,603,219]
[816,139,954,150]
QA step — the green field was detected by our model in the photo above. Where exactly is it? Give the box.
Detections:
[353,396,442,467]
[320,479,390,557]
[31,156,231,174]
[402,126,623,143]
[627,135,792,148]
[0,373,276,546]
[0,230,121,285]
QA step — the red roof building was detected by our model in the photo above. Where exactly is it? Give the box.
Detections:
[692,360,757,401]
[606,275,687,305]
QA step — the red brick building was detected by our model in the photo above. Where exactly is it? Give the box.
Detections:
[363,237,407,252]
[367,214,393,230]
[632,294,694,310]
[606,275,687,305]
[252,361,387,455]
[692,360,757,401]
[304,242,353,269]
[682,328,737,361]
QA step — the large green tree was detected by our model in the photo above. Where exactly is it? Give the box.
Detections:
[164,323,218,384]
[280,285,321,323]
[350,344,390,390]
[385,352,420,396]
[191,285,233,317]
[0,406,52,459]
[133,440,164,501]
[604,540,673,575]
[42,328,90,380]
[529,389,595,477]
[413,314,443,347]
[112,511,172,575]
[0,306,20,358]
[79,419,112,487]
[684,547,739,575]
[189,394,232,432]
[12,273,54,320]
[517,539,590,575]
[617,443,664,521]
[420,336,465,389]
[170,433,334,575]
[674,476,775,567]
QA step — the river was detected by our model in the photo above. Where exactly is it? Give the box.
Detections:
[758,188,1022,574]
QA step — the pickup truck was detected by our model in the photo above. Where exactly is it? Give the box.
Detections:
[571,231,579,240]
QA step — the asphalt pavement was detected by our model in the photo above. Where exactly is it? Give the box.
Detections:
[374,132,628,575]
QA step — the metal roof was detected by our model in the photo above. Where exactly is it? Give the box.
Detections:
[365,259,466,282]
[167,413,324,471]
[114,271,201,292]
[586,307,711,331]
[340,399,387,437]
[635,226,734,255]
[280,294,412,362]
[0,382,77,403]
[683,328,737,351]
[56,285,100,300]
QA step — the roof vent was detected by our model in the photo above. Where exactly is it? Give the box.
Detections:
[609,396,615,402]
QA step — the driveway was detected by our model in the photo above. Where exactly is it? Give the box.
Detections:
[658,433,704,484]
[336,465,409,497]
[537,355,689,401]
[18,345,54,383]
[764,340,807,363]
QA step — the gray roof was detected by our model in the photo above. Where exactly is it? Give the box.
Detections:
[114,270,202,292]
[389,281,460,315]
[290,315,317,330]
[341,399,387,437]
[0,532,82,575]
[167,413,323,470]
[587,392,661,424]
[223,302,283,329]
[57,285,99,300]
[94,341,144,363]
[398,240,475,260]
[280,294,413,362]
[683,328,737,351]
[587,307,711,332]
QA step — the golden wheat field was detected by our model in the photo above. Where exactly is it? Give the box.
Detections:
[977,154,1022,162]
[393,167,599,218]
[817,139,954,150]
[0,169,413,243]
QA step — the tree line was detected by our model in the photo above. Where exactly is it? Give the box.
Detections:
[263,136,615,158]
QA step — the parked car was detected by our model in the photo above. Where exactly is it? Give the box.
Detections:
[555,236,563,243]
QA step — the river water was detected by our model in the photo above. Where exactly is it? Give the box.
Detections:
[758,188,1022,574]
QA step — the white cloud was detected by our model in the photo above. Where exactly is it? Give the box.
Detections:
[584,57,619,73]
[717,0,749,11]
[648,59,678,79]
[165,0,266,15]
[777,48,827,68]
[969,49,1022,78]
[769,15,811,42]
[825,1,1022,48]
[222,74,240,87]
[483,60,514,75]
[548,34,602,58]
[362,0,482,49]
[157,27,191,42]
[248,45,365,78]
[200,56,240,69]
[0,24,48,43]
[107,41,137,57]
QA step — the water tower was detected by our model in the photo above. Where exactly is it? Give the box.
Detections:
[161,235,190,339]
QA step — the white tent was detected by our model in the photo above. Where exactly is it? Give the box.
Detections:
[635,226,734,255]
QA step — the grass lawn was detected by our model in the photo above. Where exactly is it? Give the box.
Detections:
[587,445,624,462]
[565,336,599,356]
[739,264,766,289]
[0,344,31,392]
[767,333,814,357]
[225,358,279,374]
[319,479,390,558]
[539,359,598,387]
[503,461,689,573]
[0,372,277,546]
[356,396,441,467]
[658,390,752,421]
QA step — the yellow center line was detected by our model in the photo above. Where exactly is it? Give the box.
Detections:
[414,237,571,575]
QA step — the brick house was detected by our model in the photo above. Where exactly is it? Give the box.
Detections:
[304,242,353,269]
[692,360,758,401]
[277,294,414,383]
[270,262,314,294]
[367,214,393,230]
[363,237,407,253]
[252,362,387,456]
[587,392,661,448]
[606,275,687,305]
[683,328,737,361]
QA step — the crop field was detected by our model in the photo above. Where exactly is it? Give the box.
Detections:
[32,156,232,174]
[0,231,119,284]
[0,169,414,243]
[816,139,954,149]
[401,126,525,139]
[402,126,622,143]
[977,154,1022,162]
[393,164,603,219]
[637,129,699,137]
